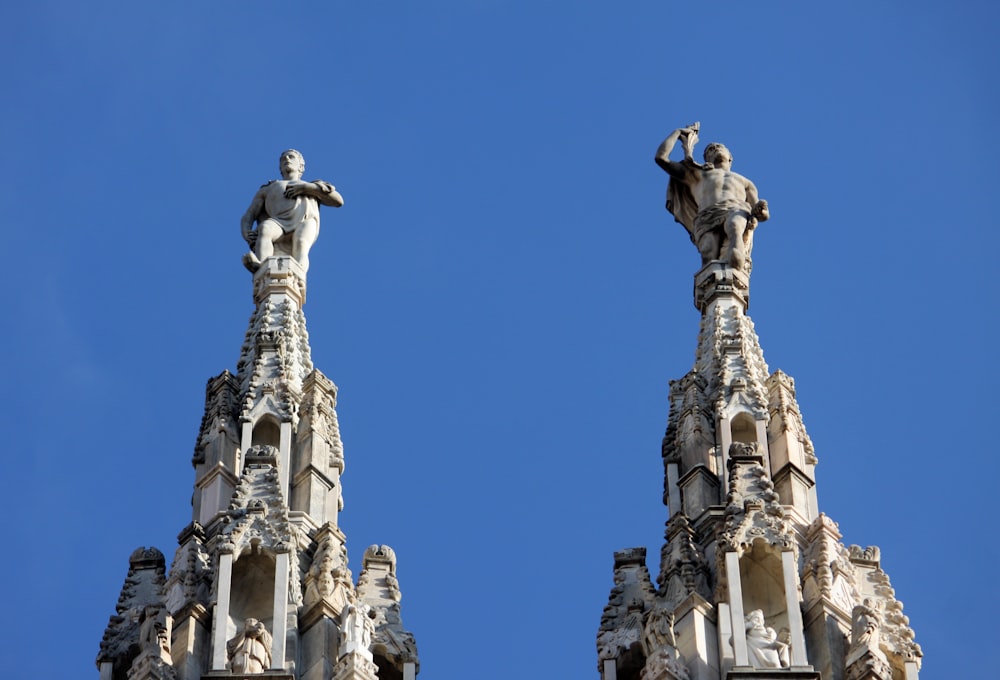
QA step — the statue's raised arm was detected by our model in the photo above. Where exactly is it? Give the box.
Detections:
[655,125,768,272]
[241,149,344,273]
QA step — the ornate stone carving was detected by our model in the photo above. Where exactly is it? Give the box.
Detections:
[598,598,645,661]
[694,303,770,420]
[801,514,861,616]
[227,617,273,673]
[241,149,344,273]
[192,371,239,466]
[655,124,769,272]
[303,534,354,615]
[164,523,213,615]
[719,458,793,556]
[765,370,817,465]
[597,548,656,666]
[863,569,923,671]
[138,605,171,660]
[661,372,715,475]
[639,605,691,680]
[743,609,790,669]
[98,548,169,673]
[844,599,893,680]
[299,369,345,473]
[849,544,881,566]
[127,605,177,680]
[332,651,380,680]
[219,462,303,607]
[657,514,712,609]
[125,604,177,680]
[356,544,420,670]
[237,295,316,424]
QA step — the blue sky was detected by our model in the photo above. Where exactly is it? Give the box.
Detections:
[2,2,996,678]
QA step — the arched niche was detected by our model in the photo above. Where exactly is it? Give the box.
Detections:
[251,417,281,450]
[228,550,277,636]
[738,540,789,632]
[730,412,758,446]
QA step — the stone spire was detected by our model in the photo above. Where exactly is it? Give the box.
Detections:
[99,156,418,680]
[596,130,920,680]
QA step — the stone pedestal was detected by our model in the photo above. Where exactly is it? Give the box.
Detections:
[332,653,380,680]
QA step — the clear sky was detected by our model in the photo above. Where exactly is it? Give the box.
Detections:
[2,2,996,678]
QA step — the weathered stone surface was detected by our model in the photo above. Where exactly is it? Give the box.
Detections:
[595,139,920,679]
[99,173,420,678]
[98,549,172,678]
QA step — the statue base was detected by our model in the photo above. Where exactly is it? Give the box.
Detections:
[694,261,749,313]
[333,652,380,680]
[252,256,308,307]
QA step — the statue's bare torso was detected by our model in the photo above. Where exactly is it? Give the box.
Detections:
[690,168,756,213]
[655,125,768,270]
[260,179,322,234]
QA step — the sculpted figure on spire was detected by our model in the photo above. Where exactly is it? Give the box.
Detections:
[655,123,769,271]
[241,149,344,273]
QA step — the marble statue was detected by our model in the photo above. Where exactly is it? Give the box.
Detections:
[339,602,375,660]
[851,600,881,650]
[226,618,273,673]
[743,609,789,669]
[655,123,768,270]
[241,149,344,273]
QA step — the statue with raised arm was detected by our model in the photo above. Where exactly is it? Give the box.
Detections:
[241,149,344,273]
[655,123,768,271]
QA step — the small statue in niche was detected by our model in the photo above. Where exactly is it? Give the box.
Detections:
[226,618,273,673]
[241,149,344,273]
[655,123,769,271]
[743,609,789,669]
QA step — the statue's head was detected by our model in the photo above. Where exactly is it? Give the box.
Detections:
[279,149,305,179]
[745,609,765,629]
[703,142,732,169]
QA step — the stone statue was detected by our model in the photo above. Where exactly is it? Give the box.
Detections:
[847,599,886,661]
[845,599,893,679]
[642,606,677,656]
[339,602,375,659]
[743,609,789,669]
[655,123,769,271]
[241,149,344,273]
[226,618,273,673]
[138,605,171,662]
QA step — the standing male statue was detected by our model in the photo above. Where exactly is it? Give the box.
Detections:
[241,149,344,273]
[655,123,768,270]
